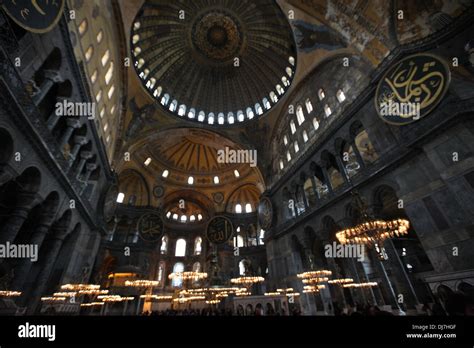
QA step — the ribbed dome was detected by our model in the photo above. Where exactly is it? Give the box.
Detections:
[131,0,297,126]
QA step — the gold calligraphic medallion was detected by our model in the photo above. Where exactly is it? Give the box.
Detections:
[137,213,164,242]
[375,53,451,125]
[2,0,65,34]
[206,216,233,245]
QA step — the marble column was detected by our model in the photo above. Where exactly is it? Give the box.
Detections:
[10,211,56,291]
[59,119,82,149]
[75,151,93,179]
[47,97,68,131]
[27,231,68,314]
[68,136,88,166]
[350,140,366,169]
[32,70,63,106]
[321,169,334,195]
[0,191,37,244]
[335,156,350,184]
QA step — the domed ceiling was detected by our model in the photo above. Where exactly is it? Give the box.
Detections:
[130,0,297,126]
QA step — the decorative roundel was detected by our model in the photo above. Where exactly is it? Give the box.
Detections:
[375,53,451,126]
[258,197,273,230]
[206,216,234,245]
[213,192,224,204]
[153,186,165,198]
[137,213,164,242]
[131,0,297,126]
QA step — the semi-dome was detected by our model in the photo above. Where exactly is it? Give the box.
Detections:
[131,0,297,126]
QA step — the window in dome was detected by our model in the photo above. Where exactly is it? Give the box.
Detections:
[296,106,305,125]
[90,69,98,84]
[303,130,309,143]
[213,176,219,184]
[96,30,104,44]
[169,100,177,112]
[255,103,263,115]
[290,120,296,134]
[162,169,169,178]
[180,215,187,223]
[85,46,93,62]
[146,78,156,89]
[324,104,332,117]
[218,113,225,124]
[276,84,284,95]
[136,58,145,69]
[153,86,162,98]
[313,117,320,130]
[198,111,205,122]
[259,229,265,245]
[279,160,284,170]
[166,211,171,219]
[237,111,244,122]
[270,92,278,103]
[198,214,203,221]
[245,203,252,213]
[107,85,115,100]
[178,104,186,116]
[283,135,288,146]
[172,213,178,220]
[190,215,196,222]
[236,235,244,248]
[228,112,235,124]
[175,239,186,257]
[294,141,299,153]
[144,157,152,166]
[305,98,313,114]
[133,22,141,30]
[208,113,215,124]
[161,94,169,106]
[286,67,293,77]
[116,193,125,203]
[110,105,116,115]
[287,151,292,162]
[133,46,141,57]
[188,108,196,119]
[105,62,114,85]
[246,108,254,119]
[188,176,194,185]
[318,89,325,100]
[289,56,295,66]
[101,49,110,66]
[78,19,87,36]
[235,204,242,214]
[106,135,111,144]
[96,90,102,103]
[263,98,271,110]
[282,76,289,87]
[337,89,346,103]
[99,107,105,118]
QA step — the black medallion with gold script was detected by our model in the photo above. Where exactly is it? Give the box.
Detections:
[258,197,273,230]
[375,53,450,126]
[137,213,163,243]
[2,0,65,34]
[206,216,233,245]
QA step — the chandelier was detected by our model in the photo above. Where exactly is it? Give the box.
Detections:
[124,280,160,287]
[336,219,409,245]
[230,276,264,285]
[0,290,22,297]
[168,271,208,281]
[328,278,354,285]
[343,282,378,288]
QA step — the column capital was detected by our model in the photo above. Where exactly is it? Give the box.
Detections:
[73,135,88,145]
[80,151,93,160]
[86,163,97,172]
[43,69,64,83]
[66,118,82,128]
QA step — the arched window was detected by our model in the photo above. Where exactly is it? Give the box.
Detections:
[194,237,202,255]
[276,84,284,95]
[78,19,88,36]
[105,62,114,85]
[246,107,254,119]
[96,29,104,43]
[305,98,313,114]
[235,204,242,214]
[198,111,205,122]
[245,203,252,213]
[101,49,110,66]
[336,89,346,103]
[286,67,293,77]
[324,104,332,117]
[234,234,244,248]
[296,106,305,125]
[259,229,265,245]
[294,141,299,153]
[239,260,247,276]
[178,104,186,116]
[303,130,309,143]
[270,92,278,103]
[160,235,168,254]
[96,90,102,102]
[282,76,289,87]
[175,238,186,257]
[208,113,215,124]
[227,112,235,124]
[255,103,263,115]
[188,108,196,119]
[157,262,165,285]
[192,262,201,272]
[116,192,125,203]
[287,151,292,162]
[313,118,320,131]
[279,160,284,170]
[237,110,245,122]
[169,100,177,112]
[283,135,288,146]
[172,262,184,287]
[85,46,94,62]
[318,88,325,100]
[263,98,271,110]
[290,120,296,134]
[161,93,170,106]
[218,112,225,124]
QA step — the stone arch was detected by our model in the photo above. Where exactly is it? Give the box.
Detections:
[118,168,150,206]
[0,128,14,165]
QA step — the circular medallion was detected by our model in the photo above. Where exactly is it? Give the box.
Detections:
[375,53,451,126]
[103,185,118,222]
[2,0,65,34]
[206,216,233,244]
[258,197,273,230]
[137,213,164,242]
[213,192,224,204]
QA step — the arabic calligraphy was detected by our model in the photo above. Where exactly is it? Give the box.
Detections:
[2,0,65,33]
[137,213,163,242]
[206,216,233,244]
[258,197,273,230]
[375,53,450,125]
